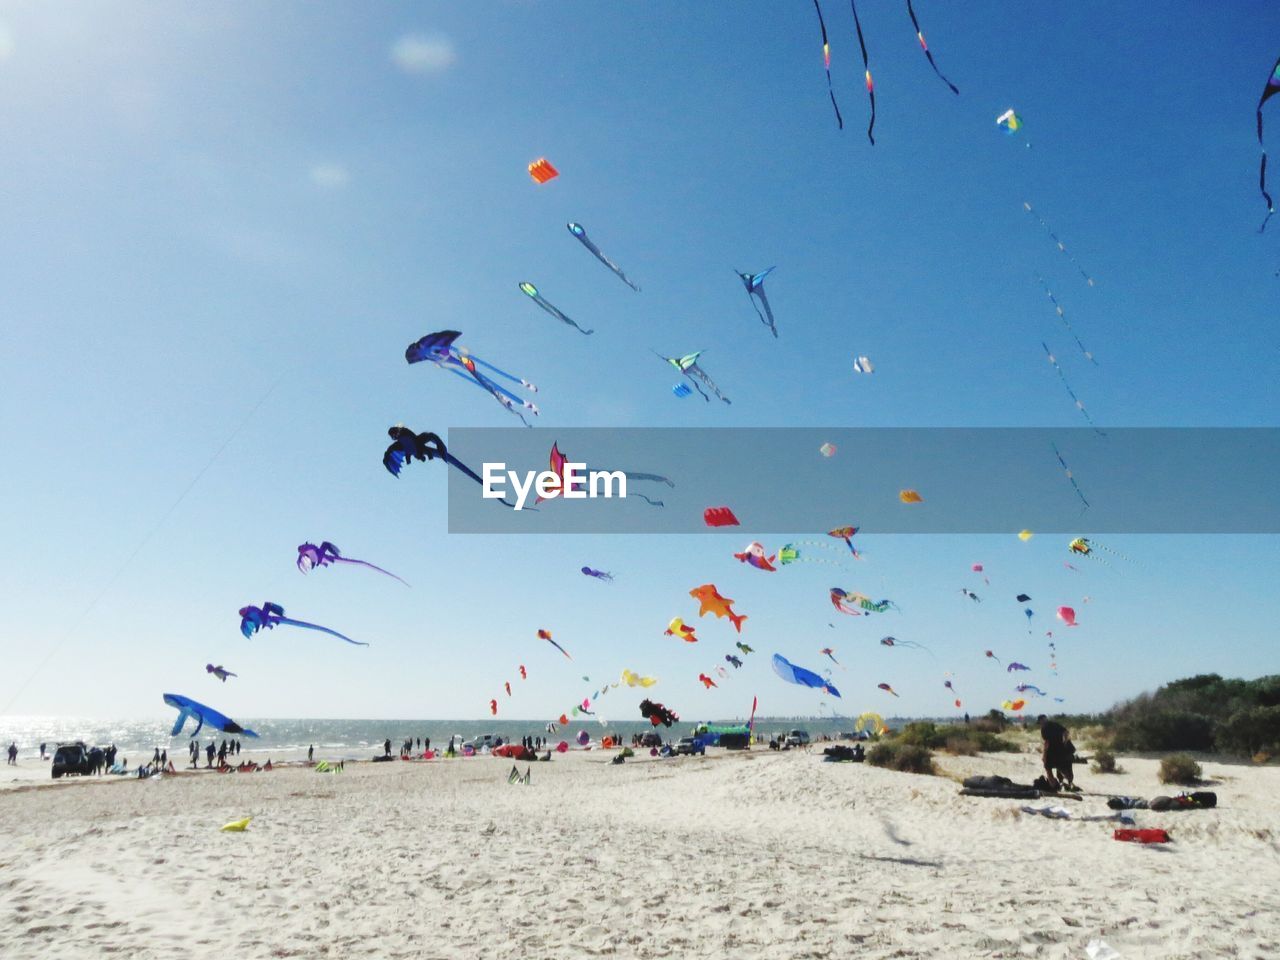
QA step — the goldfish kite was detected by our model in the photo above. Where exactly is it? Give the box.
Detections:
[621,669,657,688]
[725,654,743,669]
[205,664,236,683]
[1024,202,1095,287]
[736,642,754,655]
[703,506,740,527]
[406,330,539,426]
[820,442,837,457]
[566,222,640,291]
[690,584,748,632]
[581,566,614,582]
[1043,343,1104,435]
[239,602,366,647]
[736,267,779,338]
[528,158,558,183]
[877,682,899,697]
[772,653,841,697]
[640,698,679,727]
[1056,606,1078,627]
[812,0,844,128]
[899,489,923,503]
[163,693,258,739]
[665,618,699,642]
[657,350,730,404]
[382,427,515,507]
[1007,662,1031,672]
[734,542,778,571]
[537,629,572,660]
[698,673,718,689]
[906,0,959,94]
[1258,54,1280,229]
[820,647,841,666]
[518,282,593,336]
[852,355,874,373]
[297,541,408,587]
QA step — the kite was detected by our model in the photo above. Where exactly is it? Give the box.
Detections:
[820,442,837,457]
[239,602,366,646]
[519,282,593,335]
[163,693,258,739]
[960,588,981,603]
[1258,55,1280,230]
[1057,606,1078,627]
[850,0,876,144]
[703,506,739,527]
[489,699,498,716]
[1018,529,1034,541]
[1002,698,1027,712]
[736,642,754,655]
[576,730,591,746]
[906,0,959,94]
[581,566,614,582]
[832,589,898,614]
[621,669,657,688]
[1049,443,1091,511]
[725,654,744,669]
[772,653,841,697]
[985,650,1002,666]
[566,222,640,291]
[877,683,899,697]
[537,629,572,660]
[778,542,844,568]
[1024,608,1035,630]
[690,584,748,632]
[698,673,718,689]
[205,664,236,683]
[971,562,989,585]
[899,489,923,503]
[220,817,252,832]
[1038,278,1096,365]
[504,682,512,697]
[672,383,693,398]
[1069,537,1128,564]
[1042,343,1104,434]
[734,542,778,571]
[665,618,699,642]
[296,541,409,587]
[996,108,1031,147]
[944,678,958,695]
[519,665,527,680]
[1016,684,1047,697]
[528,158,558,183]
[640,698,679,727]
[1016,593,1032,603]
[1007,662,1031,672]
[1024,202,1095,287]
[880,636,931,653]
[828,526,861,556]
[657,350,731,404]
[854,711,886,735]
[736,267,779,338]
[820,647,841,666]
[382,427,514,508]
[852,355,874,374]
[537,442,673,507]
[405,330,539,426]
[812,0,843,128]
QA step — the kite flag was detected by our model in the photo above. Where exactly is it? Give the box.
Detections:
[703,506,740,527]
[772,654,841,697]
[1002,698,1027,712]
[163,693,258,739]
[528,158,558,183]
[1057,606,1078,627]
[297,541,408,587]
[239,602,366,647]
[1258,54,1280,230]
[852,356,874,374]
[566,222,640,291]
[621,669,657,688]
[819,442,837,457]
[899,489,923,503]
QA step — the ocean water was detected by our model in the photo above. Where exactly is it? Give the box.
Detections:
[0,715,892,763]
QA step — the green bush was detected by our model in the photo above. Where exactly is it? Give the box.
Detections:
[1091,748,1119,773]
[1112,710,1215,752]
[1158,753,1202,785]
[867,741,936,775]
[1216,705,1280,758]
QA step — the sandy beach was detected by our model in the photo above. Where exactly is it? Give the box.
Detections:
[2,746,1277,959]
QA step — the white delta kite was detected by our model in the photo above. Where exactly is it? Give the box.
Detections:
[482,461,626,511]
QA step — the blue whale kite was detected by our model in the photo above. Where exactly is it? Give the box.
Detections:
[163,693,258,739]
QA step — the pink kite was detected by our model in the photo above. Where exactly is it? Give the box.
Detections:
[1057,606,1079,627]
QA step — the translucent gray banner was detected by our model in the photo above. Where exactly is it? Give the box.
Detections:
[440,428,1280,534]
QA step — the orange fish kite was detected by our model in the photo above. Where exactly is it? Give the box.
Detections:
[689,584,748,633]
[899,489,924,503]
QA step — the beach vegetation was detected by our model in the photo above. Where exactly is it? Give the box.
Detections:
[1108,674,1280,757]
[1091,748,1120,774]
[1158,753,1202,785]
[867,741,936,775]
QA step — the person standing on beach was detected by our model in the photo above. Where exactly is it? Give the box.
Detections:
[308,745,314,763]
[7,742,18,765]
[206,742,215,768]
[1037,715,1068,790]
[40,742,47,760]
[384,738,392,758]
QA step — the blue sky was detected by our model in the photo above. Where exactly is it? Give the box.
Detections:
[1,1,1277,723]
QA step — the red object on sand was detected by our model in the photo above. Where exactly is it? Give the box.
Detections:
[703,507,740,527]
[1114,828,1171,844]
[528,158,559,184]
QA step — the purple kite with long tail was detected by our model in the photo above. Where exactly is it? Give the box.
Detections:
[239,602,368,646]
[297,541,409,587]
[405,330,538,426]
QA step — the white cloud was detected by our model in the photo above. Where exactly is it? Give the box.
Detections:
[309,163,350,189]
[390,33,456,74]
[0,22,14,63]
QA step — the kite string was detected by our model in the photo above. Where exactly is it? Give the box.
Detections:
[1,377,283,716]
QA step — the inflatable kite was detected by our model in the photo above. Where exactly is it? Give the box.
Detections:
[297,541,408,586]
[383,426,515,507]
[239,602,366,646]
[657,350,730,404]
[1002,698,1027,712]
[828,526,860,556]
[1057,606,1078,627]
[877,682,899,697]
[582,566,614,582]
[519,282,592,335]
[690,584,747,632]
[734,542,777,571]
[725,654,743,669]
[621,669,657,688]
[899,489,923,503]
[405,330,539,426]
[566,222,640,291]
[528,158,558,183]
[163,693,258,739]
[205,664,236,683]
[880,636,931,653]
[639,698,679,727]
[703,506,739,527]
[537,629,572,660]
[1016,684,1047,697]
[736,642,754,655]
[772,653,841,697]
[665,618,698,642]
[736,266,778,338]
[854,711,886,736]
[698,673,718,689]
[1007,662,1031,673]
[831,589,897,615]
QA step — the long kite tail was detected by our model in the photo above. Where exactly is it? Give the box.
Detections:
[1023,202,1095,287]
[1037,277,1097,365]
[579,234,641,291]
[443,452,517,509]
[336,557,411,587]
[466,354,538,393]
[536,295,594,335]
[813,0,843,129]
[1042,342,1105,437]
[1258,57,1280,231]
[692,366,731,405]
[757,288,778,338]
[906,0,958,95]
[849,0,875,145]
[276,617,369,646]
[550,639,573,660]
[1050,441,1091,512]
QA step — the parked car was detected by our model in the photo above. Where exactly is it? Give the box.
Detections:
[640,731,664,749]
[462,734,498,753]
[51,743,94,779]
[784,729,810,748]
[674,737,705,756]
